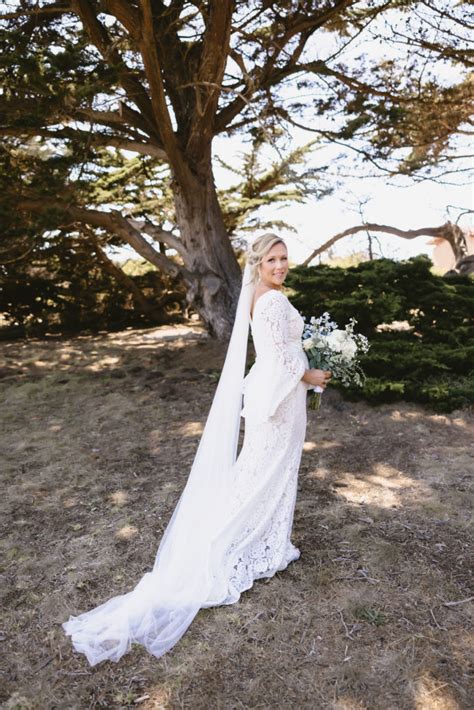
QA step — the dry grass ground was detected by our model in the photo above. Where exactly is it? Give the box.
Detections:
[0,325,472,710]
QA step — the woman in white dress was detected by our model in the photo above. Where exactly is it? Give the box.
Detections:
[63,233,331,666]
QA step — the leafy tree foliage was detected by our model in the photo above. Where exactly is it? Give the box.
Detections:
[0,136,325,334]
[0,230,187,336]
[0,1,471,336]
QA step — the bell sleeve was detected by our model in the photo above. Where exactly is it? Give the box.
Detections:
[242,290,307,423]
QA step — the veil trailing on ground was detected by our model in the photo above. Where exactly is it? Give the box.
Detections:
[63,263,256,665]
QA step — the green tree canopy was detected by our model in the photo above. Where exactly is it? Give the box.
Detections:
[1,1,471,336]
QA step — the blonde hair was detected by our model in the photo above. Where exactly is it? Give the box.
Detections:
[246,233,287,284]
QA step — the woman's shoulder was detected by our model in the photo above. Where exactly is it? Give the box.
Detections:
[256,287,286,302]
[252,287,288,318]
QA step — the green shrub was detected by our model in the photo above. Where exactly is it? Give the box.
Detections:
[0,238,186,337]
[287,256,474,412]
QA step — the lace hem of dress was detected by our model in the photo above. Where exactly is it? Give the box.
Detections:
[204,542,300,608]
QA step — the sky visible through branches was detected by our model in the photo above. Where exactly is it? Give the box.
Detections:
[2,0,472,265]
[214,6,473,264]
[211,134,472,266]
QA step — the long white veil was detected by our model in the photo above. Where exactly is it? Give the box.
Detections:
[63,263,256,665]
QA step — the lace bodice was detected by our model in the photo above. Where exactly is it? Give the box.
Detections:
[241,289,309,423]
[252,287,305,355]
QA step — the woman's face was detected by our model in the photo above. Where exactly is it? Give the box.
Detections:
[258,242,289,289]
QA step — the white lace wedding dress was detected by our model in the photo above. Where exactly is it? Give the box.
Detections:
[215,289,309,601]
[63,288,309,665]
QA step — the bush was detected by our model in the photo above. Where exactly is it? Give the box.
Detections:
[0,237,187,337]
[286,256,474,412]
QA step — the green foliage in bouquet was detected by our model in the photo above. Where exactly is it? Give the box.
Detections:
[286,256,474,412]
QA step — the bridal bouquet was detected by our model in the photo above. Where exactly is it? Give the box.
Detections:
[302,312,370,410]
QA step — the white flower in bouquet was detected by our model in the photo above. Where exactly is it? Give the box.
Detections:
[326,329,349,351]
[301,312,369,409]
[302,336,316,351]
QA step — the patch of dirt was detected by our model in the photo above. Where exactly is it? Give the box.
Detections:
[1,325,472,709]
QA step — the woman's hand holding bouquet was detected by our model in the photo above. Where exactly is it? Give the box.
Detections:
[302,312,370,410]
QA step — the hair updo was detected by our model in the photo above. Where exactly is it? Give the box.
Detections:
[245,233,287,284]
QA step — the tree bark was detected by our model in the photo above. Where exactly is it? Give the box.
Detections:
[173,155,242,338]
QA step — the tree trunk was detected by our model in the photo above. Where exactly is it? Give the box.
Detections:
[173,156,242,339]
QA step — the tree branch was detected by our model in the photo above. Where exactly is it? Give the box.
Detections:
[1,126,168,160]
[75,105,158,140]
[71,0,159,140]
[128,219,188,258]
[102,0,141,40]
[214,83,255,133]
[216,1,355,133]
[17,199,185,278]
[275,59,402,101]
[138,0,189,180]
[0,3,70,20]
[301,221,468,266]
[283,0,355,41]
[274,106,393,174]
[186,0,234,155]
[263,0,354,79]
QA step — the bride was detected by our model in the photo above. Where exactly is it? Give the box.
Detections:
[63,233,331,666]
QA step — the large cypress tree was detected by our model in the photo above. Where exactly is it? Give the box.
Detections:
[1,1,471,336]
